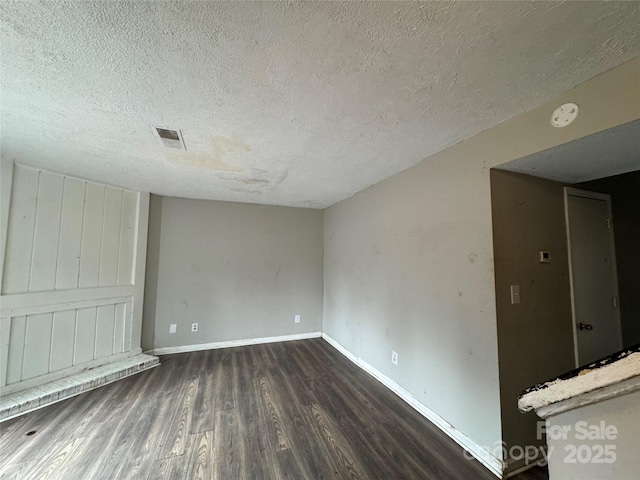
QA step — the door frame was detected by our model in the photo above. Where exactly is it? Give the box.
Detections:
[563,186,622,368]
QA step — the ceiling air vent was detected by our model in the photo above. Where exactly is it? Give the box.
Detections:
[153,126,186,150]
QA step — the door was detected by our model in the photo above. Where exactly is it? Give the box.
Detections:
[565,187,622,367]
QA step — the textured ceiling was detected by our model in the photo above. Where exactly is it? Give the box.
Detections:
[496,120,640,183]
[1,1,639,208]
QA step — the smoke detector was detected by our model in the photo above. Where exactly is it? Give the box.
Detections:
[551,103,579,128]
[152,126,186,150]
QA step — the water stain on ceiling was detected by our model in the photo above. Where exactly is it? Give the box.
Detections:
[1,1,639,207]
[164,135,250,173]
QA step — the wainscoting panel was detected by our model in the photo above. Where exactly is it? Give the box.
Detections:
[2,165,137,295]
[2,294,133,391]
[1,164,142,395]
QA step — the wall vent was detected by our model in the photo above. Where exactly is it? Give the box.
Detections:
[152,126,186,150]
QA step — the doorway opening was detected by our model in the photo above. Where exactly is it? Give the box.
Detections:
[564,187,622,366]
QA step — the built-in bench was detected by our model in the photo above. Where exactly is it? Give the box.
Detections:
[0,353,159,422]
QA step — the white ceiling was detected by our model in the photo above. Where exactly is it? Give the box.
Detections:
[1,1,639,208]
[496,120,640,183]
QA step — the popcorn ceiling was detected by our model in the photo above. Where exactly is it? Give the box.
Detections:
[1,1,639,208]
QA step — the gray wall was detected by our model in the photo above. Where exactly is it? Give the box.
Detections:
[143,196,323,351]
[323,59,639,464]
[490,170,576,470]
[578,171,640,348]
[323,155,503,451]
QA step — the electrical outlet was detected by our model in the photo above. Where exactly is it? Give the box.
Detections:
[169,324,177,334]
[294,314,301,324]
[391,351,398,366]
[191,322,198,332]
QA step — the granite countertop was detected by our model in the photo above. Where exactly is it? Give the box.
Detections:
[518,344,640,414]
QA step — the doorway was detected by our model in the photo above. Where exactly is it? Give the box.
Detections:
[564,187,622,366]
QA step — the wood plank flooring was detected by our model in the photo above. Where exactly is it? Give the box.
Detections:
[0,339,549,479]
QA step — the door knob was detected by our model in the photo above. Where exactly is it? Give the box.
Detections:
[578,322,593,331]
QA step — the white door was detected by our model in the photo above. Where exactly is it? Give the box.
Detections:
[565,187,622,367]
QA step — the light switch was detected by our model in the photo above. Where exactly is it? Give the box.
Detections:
[510,285,520,304]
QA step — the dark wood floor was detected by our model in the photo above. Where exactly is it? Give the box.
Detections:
[0,339,548,479]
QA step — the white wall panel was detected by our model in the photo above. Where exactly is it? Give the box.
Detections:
[124,300,133,354]
[98,187,122,286]
[29,172,64,292]
[2,167,39,294]
[113,303,126,354]
[0,158,15,294]
[74,306,98,366]
[95,304,116,359]
[55,178,86,290]
[78,183,105,288]
[0,318,9,387]
[1,285,133,315]
[1,164,144,392]
[50,310,76,372]
[22,313,53,380]
[2,299,132,387]
[5,316,26,385]
[3,166,138,294]
[117,190,137,285]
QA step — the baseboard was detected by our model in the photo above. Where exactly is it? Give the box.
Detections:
[321,333,505,478]
[150,331,322,355]
[321,332,358,363]
[504,456,546,478]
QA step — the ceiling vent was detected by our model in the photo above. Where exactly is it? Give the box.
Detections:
[153,126,186,150]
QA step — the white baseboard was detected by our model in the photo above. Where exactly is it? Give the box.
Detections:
[504,456,546,478]
[149,331,322,355]
[321,333,505,478]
